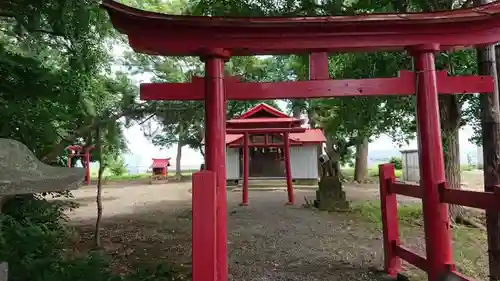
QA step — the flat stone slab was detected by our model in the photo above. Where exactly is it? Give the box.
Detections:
[0,139,84,195]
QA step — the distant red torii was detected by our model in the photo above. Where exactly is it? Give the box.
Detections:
[65,145,95,186]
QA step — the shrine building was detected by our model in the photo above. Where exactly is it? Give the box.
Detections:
[225,103,325,184]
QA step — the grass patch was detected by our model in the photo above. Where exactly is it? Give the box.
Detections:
[90,170,198,182]
[350,201,421,227]
[342,167,402,180]
[350,200,487,280]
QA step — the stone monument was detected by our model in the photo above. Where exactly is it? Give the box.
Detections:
[0,138,85,281]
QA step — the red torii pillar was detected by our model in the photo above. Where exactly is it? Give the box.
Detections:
[203,50,228,281]
[227,127,306,206]
[412,44,453,279]
[66,145,95,185]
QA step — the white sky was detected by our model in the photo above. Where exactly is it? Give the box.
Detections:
[112,43,477,168]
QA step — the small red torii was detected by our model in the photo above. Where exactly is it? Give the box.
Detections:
[149,158,171,184]
[65,145,95,185]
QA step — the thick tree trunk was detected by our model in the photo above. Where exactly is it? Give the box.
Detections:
[315,136,349,211]
[477,35,500,280]
[354,137,369,182]
[292,106,302,119]
[439,95,465,222]
[175,140,183,180]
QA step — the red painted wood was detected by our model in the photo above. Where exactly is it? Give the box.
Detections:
[203,56,227,281]
[192,171,217,281]
[394,245,428,271]
[140,71,493,101]
[226,128,306,134]
[413,47,453,281]
[283,132,294,205]
[390,182,423,198]
[378,164,401,277]
[241,133,249,206]
[439,185,500,210]
[237,103,290,119]
[448,271,476,281]
[103,0,500,55]
[65,145,95,186]
[309,52,329,80]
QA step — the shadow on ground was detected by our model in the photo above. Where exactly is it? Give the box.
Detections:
[69,190,391,281]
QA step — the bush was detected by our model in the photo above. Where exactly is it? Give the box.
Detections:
[0,195,185,281]
[389,157,403,170]
[108,156,128,176]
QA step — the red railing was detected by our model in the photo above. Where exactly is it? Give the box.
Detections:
[379,163,500,281]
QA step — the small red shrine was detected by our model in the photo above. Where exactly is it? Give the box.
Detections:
[149,158,171,184]
[225,103,324,182]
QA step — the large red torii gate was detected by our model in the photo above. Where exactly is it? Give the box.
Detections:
[102,1,500,281]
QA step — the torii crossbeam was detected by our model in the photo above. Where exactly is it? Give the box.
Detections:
[141,70,493,100]
[102,1,500,281]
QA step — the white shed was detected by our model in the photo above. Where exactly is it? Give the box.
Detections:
[226,144,320,181]
[477,146,483,169]
[400,149,420,182]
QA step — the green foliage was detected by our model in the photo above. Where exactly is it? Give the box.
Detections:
[0,196,186,281]
[107,156,128,176]
[389,157,403,170]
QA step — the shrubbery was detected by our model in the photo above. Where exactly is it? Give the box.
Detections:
[0,195,186,281]
[389,157,403,170]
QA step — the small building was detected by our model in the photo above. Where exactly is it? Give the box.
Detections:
[225,103,325,183]
[400,149,420,182]
[149,158,171,183]
[477,146,483,169]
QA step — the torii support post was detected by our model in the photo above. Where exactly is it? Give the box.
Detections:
[203,50,228,281]
[412,44,453,281]
[283,132,294,205]
[66,145,94,186]
[241,132,249,206]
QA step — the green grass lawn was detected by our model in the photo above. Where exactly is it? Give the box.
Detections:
[89,169,198,181]
[90,164,478,183]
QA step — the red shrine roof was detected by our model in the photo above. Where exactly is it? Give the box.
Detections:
[225,104,325,145]
[238,103,289,119]
[102,0,500,55]
[151,158,171,168]
[227,103,303,127]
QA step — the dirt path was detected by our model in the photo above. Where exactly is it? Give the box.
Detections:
[66,172,488,281]
[68,183,393,280]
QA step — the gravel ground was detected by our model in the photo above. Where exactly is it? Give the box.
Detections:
[68,183,390,280]
[226,190,386,281]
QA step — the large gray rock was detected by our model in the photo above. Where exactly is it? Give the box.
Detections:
[0,138,84,195]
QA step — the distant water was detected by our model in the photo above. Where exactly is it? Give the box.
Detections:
[367,147,479,167]
[88,147,480,175]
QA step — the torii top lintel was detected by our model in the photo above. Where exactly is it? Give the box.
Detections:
[102,0,500,56]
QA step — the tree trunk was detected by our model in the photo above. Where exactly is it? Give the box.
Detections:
[315,136,349,211]
[0,262,7,281]
[439,94,465,222]
[307,106,317,128]
[94,126,104,248]
[292,106,302,119]
[477,29,500,280]
[354,137,369,182]
[175,139,183,180]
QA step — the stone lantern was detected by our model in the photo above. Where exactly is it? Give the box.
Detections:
[0,138,85,281]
